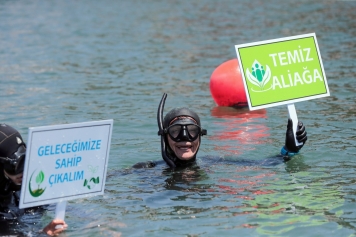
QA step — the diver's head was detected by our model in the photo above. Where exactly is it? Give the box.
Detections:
[157,94,207,168]
[0,124,26,182]
[164,110,202,161]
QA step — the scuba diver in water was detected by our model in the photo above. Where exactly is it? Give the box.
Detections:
[135,93,307,169]
[0,124,67,236]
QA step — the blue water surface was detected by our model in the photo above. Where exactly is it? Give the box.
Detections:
[0,0,355,236]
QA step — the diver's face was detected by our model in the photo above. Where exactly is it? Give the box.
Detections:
[167,136,200,160]
[4,170,23,185]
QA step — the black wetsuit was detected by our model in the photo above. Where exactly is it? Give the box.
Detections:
[0,166,46,236]
[0,168,23,224]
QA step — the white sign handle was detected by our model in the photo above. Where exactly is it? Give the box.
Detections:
[54,201,67,228]
[287,104,303,146]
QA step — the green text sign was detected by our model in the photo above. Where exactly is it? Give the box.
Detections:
[235,33,329,110]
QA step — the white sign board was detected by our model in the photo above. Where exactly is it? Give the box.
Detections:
[20,120,113,209]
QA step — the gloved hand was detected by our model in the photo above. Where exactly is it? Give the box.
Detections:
[284,118,307,153]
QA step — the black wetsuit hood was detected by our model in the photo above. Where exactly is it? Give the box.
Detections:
[0,124,25,158]
[157,93,207,168]
[0,124,25,191]
[0,124,26,222]
[0,124,26,177]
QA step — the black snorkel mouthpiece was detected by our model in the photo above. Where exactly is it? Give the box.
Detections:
[157,93,176,168]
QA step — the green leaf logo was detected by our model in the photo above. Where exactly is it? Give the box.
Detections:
[88,165,99,174]
[29,170,46,197]
[36,170,45,186]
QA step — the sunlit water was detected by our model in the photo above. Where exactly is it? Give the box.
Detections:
[0,0,355,236]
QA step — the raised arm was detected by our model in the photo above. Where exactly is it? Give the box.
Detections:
[281,118,308,160]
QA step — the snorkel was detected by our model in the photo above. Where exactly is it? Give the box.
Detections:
[157,93,207,168]
[157,93,176,168]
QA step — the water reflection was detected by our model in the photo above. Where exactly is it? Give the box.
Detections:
[163,165,213,205]
[164,165,208,191]
[209,106,270,155]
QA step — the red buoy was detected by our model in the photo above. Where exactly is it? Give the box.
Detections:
[209,59,247,107]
